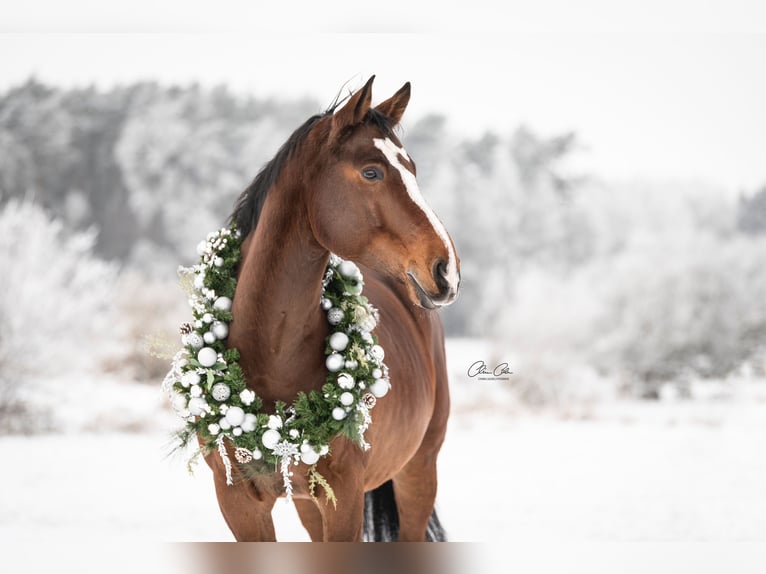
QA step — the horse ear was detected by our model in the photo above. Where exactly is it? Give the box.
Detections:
[374,82,411,124]
[333,76,375,132]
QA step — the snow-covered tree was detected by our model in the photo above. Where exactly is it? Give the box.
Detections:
[0,200,118,427]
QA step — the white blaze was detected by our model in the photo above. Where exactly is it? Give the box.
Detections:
[373,137,459,291]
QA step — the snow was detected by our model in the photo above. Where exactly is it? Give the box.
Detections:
[2,338,766,571]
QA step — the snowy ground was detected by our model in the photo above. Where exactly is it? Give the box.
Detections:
[2,339,766,570]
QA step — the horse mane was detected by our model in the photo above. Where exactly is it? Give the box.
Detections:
[229,105,398,238]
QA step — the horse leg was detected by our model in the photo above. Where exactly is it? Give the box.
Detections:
[207,454,278,541]
[391,386,449,542]
[321,490,365,541]
[392,454,440,541]
[294,499,324,541]
[313,447,366,541]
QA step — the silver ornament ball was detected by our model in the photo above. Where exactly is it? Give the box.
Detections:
[327,307,344,325]
[203,331,216,344]
[185,332,204,350]
[211,382,231,402]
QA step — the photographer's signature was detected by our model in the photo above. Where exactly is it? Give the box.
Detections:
[467,360,512,381]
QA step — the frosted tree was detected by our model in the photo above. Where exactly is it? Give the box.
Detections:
[0,200,117,430]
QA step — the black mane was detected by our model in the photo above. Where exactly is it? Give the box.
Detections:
[229,106,397,239]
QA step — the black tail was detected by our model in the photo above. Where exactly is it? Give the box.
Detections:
[362,480,447,541]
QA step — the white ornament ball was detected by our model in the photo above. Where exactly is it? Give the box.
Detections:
[232,427,243,437]
[214,256,224,267]
[241,413,257,432]
[370,345,385,362]
[225,406,245,427]
[262,429,281,450]
[219,417,232,430]
[327,307,344,325]
[196,240,208,256]
[321,298,332,311]
[337,373,355,390]
[211,382,231,402]
[369,378,390,398]
[184,332,204,350]
[202,312,214,324]
[338,260,360,279]
[188,397,207,416]
[197,347,218,367]
[267,415,283,430]
[319,445,329,455]
[211,321,229,340]
[300,442,311,454]
[194,319,203,329]
[208,423,220,435]
[170,393,187,412]
[329,332,350,352]
[332,407,347,420]
[301,449,320,465]
[289,429,299,439]
[190,384,202,398]
[326,353,344,372]
[213,296,232,312]
[339,392,354,406]
[203,331,216,345]
[372,368,383,379]
[345,359,358,370]
[240,389,256,406]
[181,371,201,388]
[252,448,263,460]
[346,281,363,295]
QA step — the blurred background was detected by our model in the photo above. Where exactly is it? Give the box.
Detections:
[2,4,766,559]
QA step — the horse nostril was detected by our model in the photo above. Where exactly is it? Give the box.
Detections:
[435,259,448,279]
[433,258,450,293]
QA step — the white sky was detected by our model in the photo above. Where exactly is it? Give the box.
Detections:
[1,1,765,192]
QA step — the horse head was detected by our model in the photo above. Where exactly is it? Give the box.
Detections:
[305,76,460,309]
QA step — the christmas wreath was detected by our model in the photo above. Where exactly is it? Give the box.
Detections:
[163,225,390,503]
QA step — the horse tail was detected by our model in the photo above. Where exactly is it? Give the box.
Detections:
[363,480,447,542]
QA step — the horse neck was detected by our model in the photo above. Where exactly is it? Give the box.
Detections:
[229,182,329,402]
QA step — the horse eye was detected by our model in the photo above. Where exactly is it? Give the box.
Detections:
[362,167,383,181]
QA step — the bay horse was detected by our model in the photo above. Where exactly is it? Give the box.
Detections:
[204,76,460,541]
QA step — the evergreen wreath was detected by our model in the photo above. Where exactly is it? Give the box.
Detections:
[163,225,390,503]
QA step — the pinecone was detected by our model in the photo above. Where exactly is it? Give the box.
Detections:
[362,393,377,409]
[234,447,253,464]
[179,322,193,335]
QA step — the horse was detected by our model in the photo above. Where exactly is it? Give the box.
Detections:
[203,76,460,541]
